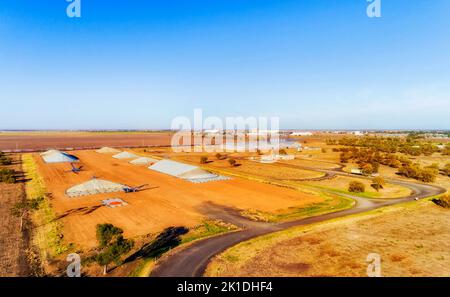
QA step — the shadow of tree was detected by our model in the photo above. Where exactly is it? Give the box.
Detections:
[124,226,189,263]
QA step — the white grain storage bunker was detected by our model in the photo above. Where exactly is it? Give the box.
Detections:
[148,159,230,183]
[129,157,159,165]
[96,147,121,154]
[65,178,125,197]
[112,151,139,159]
[41,150,79,163]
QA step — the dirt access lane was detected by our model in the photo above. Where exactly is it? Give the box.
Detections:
[150,171,446,277]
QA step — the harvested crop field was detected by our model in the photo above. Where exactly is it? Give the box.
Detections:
[34,150,322,248]
[206,200,450,277]
[0,154,29,276]
[0,132,173,151]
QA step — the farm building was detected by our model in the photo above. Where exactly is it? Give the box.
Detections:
[96,147,121,154]
[129,156,159,165]
[351,168,363,175]
[41,150,79,163]
[148,159,230,183]
[65,178,125,197]
[112,151,140,159]
[290,131,313,136]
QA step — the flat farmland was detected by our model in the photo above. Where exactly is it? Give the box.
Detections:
[34,150,322,248]
[0,132,173,151]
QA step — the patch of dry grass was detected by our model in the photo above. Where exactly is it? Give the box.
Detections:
[206,199,450,277]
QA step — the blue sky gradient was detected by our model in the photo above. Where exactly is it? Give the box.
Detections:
[1,0,449,130]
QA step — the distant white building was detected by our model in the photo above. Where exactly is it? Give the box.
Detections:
[351,131,364,136]
[351,168,363,175]
[290,131,313,136]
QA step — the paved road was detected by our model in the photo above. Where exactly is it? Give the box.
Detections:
[151,168,446,277]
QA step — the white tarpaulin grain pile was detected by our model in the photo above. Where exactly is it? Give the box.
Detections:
[95,147,121,154]
[41,150,79,163]
[66,178,125,197]
[148,159,230,183]
[112,151,140,159]
[129,156,159,165]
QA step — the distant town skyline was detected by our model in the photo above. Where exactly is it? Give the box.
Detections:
[1,0,449,130]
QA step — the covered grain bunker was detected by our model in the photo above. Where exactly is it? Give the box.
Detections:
[41,150,79,163]
[96,147,121,154]
[148,159,230,183]
[40,149,60,156]
[112,151,140,159]
[65,178,125,197]
[129,156,159,165]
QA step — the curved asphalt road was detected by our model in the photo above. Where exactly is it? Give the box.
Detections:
[151,168,446,277]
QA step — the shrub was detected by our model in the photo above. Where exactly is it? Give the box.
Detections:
[0,155,12,165]
[215,153,222,160]
[432,195,450,209]
[228,159,237,167]
[95,223,134,274]
[444,163,450,176]
[0,168,15,183]
[361,163,374,175]
[348,181,365,193]
[200,156,208,164]
[371,177,385,192]
[279,149,287,155]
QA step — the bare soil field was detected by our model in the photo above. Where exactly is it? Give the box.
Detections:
[206,199,450,277]
[0,154,29,276]
[0,132,173,151]
[34,150,322,248]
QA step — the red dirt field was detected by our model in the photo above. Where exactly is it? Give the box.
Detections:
[34,150,322,248]
[0,132,173,151]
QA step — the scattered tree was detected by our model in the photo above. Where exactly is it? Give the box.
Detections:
[228,158,237,167]
[371,177,385,192]
[443,163,450,176]
[200,156,208,164]
[348,181,365,193]
[10,196,44,230]
[432,195,450,209]
[0,168,15,183]
[94,224,134,275]
[361,163,374,175]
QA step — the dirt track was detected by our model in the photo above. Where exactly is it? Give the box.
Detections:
[150,170,446,277]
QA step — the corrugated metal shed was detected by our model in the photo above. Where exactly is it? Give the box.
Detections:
[42,150,79,163]
[66,178,125,197]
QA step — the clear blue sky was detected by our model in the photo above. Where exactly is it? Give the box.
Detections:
[1,0,449,130]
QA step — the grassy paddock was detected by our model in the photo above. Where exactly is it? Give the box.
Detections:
[22,154,71,265]
[205,198,442,276]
